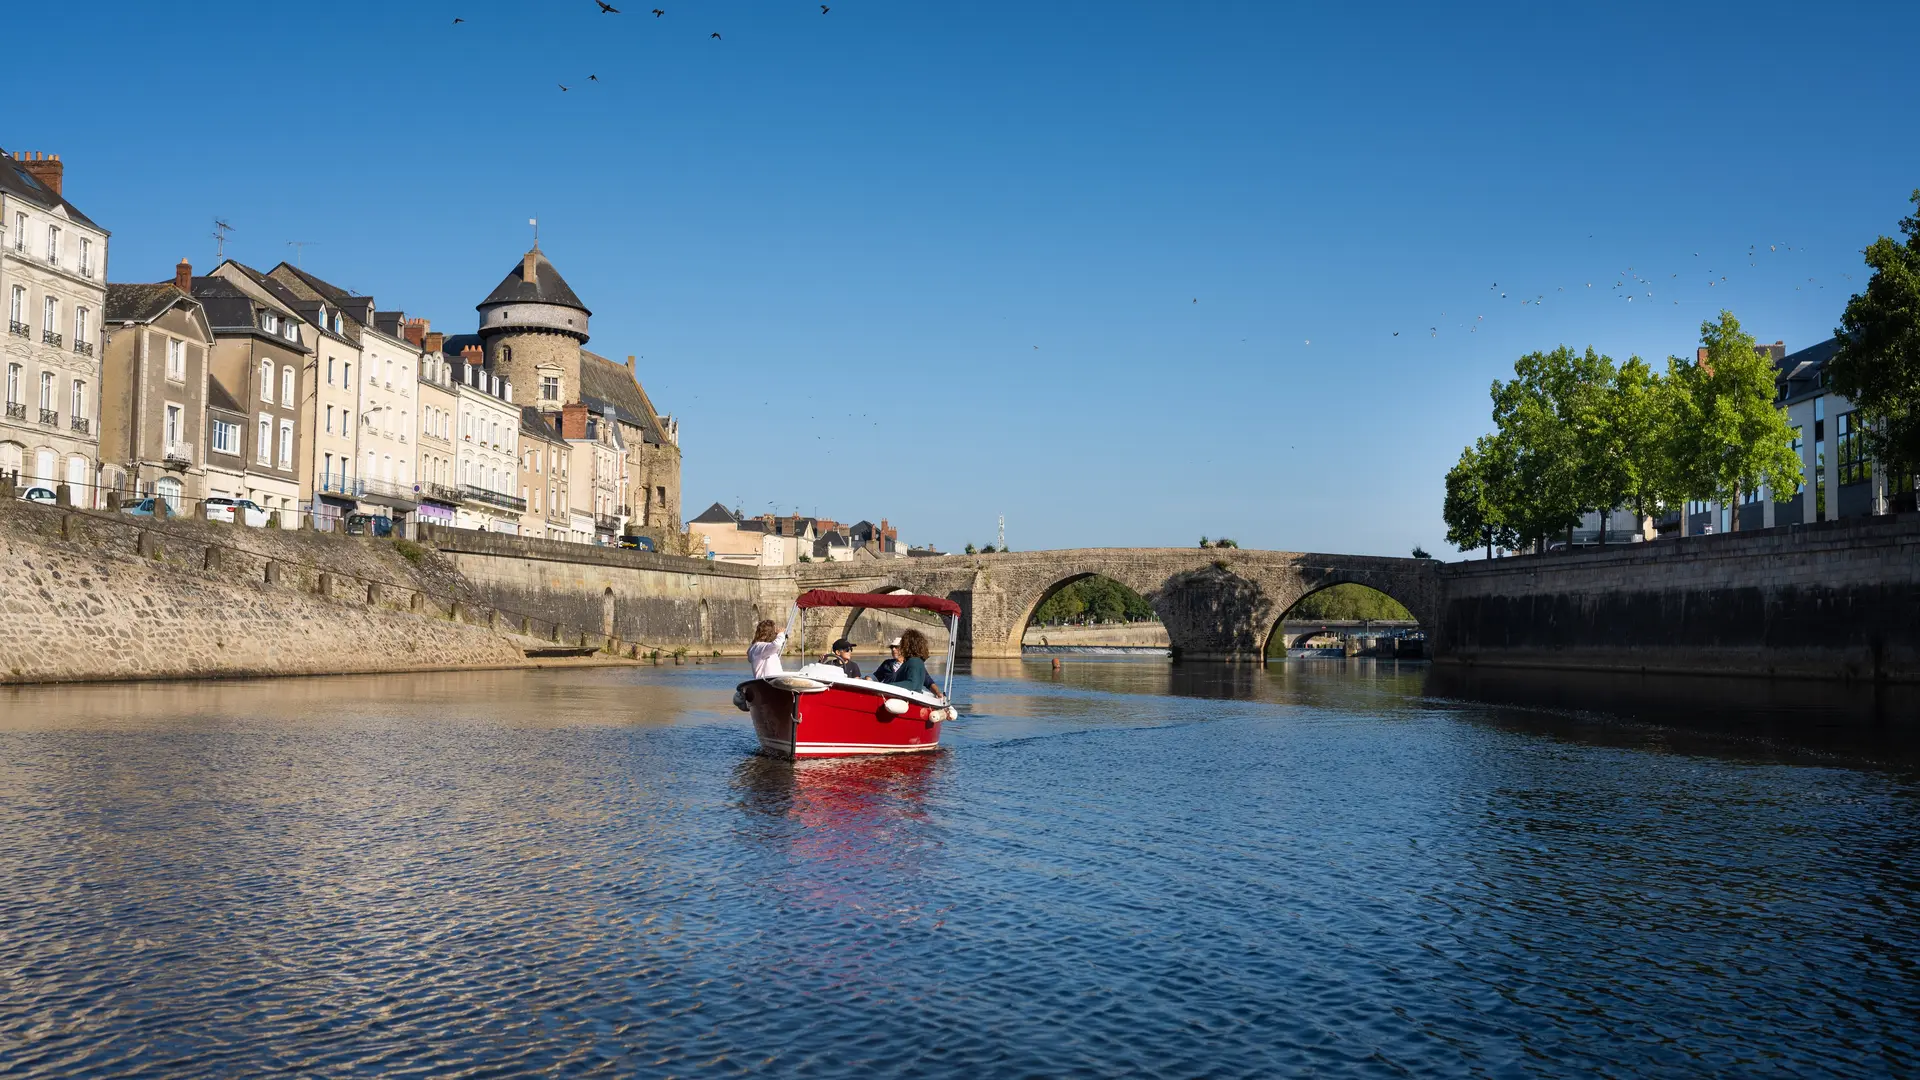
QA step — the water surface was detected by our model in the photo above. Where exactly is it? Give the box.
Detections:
[1,660,1915,1077]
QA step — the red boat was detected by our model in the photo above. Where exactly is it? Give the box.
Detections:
[737,590,961,759]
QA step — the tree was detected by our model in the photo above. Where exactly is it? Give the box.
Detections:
[1198,536,1209,548]
[964,543,977,555]
[1213,537,1238,549]
[1489,346,1616,549]
[1828,189,1920,508]
[1442,435,1514,557]
[1599,355,1679,540]
[1410,546,1431,559]
[1666,311,1802,528]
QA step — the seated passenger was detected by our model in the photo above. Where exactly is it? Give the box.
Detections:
[881,629,939,696]
[874,636,939,693]
[819,638,862,678]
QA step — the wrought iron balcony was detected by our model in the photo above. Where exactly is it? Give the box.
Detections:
[69,416,89,434]
[461,484,527,513]
[8,321,27,339]
[420,480,464,505]
[4,402,24,420]
[41,330,61,347]
[319,472,362,497]
[73,339,92,357]
[39,408,58,426]
[594,513,622,532]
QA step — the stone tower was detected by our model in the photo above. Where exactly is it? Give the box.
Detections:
[475,246,591,409]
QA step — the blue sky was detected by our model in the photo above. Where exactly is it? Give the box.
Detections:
[10,1,1917,556]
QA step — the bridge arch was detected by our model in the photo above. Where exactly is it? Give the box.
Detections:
[1258,578,1428,660]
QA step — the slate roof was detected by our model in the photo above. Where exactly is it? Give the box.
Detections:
[0,148,103,231]
[579,350,666,445]
[106,283,187,324]
[520,405,564,442]
[480,248,590,314]
[689,502,739,525]
[1777,337,1841,405]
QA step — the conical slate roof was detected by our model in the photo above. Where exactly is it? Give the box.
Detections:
[479,247,590,314]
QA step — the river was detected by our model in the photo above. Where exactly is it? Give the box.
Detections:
[1,659,1915,1077]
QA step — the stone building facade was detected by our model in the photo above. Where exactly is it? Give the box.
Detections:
[444,246,681,548]
[0,149,107,499]
[189,272,307,526]
[98,271,214,509]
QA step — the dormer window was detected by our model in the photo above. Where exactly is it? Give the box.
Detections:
[331,312,342,333]
[263,312,279,334]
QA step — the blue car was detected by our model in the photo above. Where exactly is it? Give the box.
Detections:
[121,497,158,517]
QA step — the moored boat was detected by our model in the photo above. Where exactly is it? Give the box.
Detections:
[737,590,961,759]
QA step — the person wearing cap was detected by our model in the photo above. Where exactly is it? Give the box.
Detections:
[820,638,862,679]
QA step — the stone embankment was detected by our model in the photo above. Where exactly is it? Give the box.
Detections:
[0,499,590,685]
[1023,622,1171,648]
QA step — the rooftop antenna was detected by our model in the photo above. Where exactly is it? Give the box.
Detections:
[286,240,319,268]
[212,219,233,260]
[998,514,1006,551]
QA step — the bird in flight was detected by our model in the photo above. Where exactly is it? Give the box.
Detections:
[821,3,830,10]
[452,16,465,23]
[712,31,722,38]
[597,1,620,12]
[652,7,664,14]
[588,74,599,81]
[1392,331,1399,337]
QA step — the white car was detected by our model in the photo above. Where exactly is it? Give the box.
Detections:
[204,497,270,527]
[17,485,57,505]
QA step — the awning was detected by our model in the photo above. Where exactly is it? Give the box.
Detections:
[795,589,962,619]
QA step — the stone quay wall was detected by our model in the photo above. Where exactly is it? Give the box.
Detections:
[1434,512,1920,682]
[420,526,795,655]
[0,499,529,685]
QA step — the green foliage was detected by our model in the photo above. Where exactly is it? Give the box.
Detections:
[981,545,997,553]
[1212,538,1238,549]
[1285,584,1414,621]
[1410,546,1431,559]
[1198,536,1209,548]
[392,538,426,564]
[1490,345,1615,546]
[964,543,977,555]
[1828,190,1920,485]
[1031,576,1156,625]
[1667,311,1802,518]
[1443,435,1513,555]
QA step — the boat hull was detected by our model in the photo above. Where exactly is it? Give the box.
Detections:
[742,679,943,759]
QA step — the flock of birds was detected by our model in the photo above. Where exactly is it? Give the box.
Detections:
[451,0,834,91]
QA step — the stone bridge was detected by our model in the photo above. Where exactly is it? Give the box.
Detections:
[793,549,1442,661]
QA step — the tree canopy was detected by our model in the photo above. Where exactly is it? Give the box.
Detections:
[1284,584,1414,622]
[1827,189,1920,494]
[1030,577,1157,625]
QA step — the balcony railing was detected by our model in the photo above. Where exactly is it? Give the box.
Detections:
[360,475,422,505]
[594,513,622,532]
[39,408,58,426]
[420,480,464,505]
[8,321,27,339]
[4,402,23,420]
[461,484,527,513]
[73,340,92,357]
[41,330,61,347]
[318,472,361,497]
[69,416,89,434]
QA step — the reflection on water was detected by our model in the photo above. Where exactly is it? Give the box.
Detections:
[0,661,1916,1077]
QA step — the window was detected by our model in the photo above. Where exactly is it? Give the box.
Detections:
[155,477,183,515]
[11,213,23,252]
[73,306,88,347]
[1791,425,1806,494]
[263,312,278,335]
[366,449,376,479]
[1837,411,1872,486]
[8,285,22,325]
[0,441,20,478]
[79,238,92,278]
[343,362,350,386]
[385,359,393,386]
[259,359,273,401]
[1815,438,1827,520]
[211,419,240,455]
[65,455,86,490]
[4,364,17,405]
[282,321,297,343]
[46,225,59,263]
[40,372,54,411]
[501,345,513,364]
[281,366,295,405]
[257,416,272,463]
[540,375,560,401]
[657,486,666,507]
[326,404,334,434]
[42,295,56,333]
[278,420,293,467]
[167,338,185,380]
[382,454,392,482]
[69,380,85,423]
[327,357,335,385]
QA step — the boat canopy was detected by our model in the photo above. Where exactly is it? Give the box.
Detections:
[794,589,962,619]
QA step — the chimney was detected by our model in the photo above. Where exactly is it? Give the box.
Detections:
[424,330,444,354]
[523,249,538,284]
[17,151,63,196]
[174,259,192,295]
[461,344,484,366]
[560,402,589,440]
[627,354,636,373]
[402,317,429,347]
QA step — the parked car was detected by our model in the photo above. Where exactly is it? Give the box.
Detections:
[121,497,158,517]
[17,485,57,505]
[344,513,395,537]
[204,497,271,527]
[619,534,655,551]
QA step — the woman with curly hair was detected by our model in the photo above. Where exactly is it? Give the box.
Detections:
[881,628,938,696]
[747,618,788,679]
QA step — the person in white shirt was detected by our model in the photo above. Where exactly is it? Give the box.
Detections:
[748,619,789,679]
